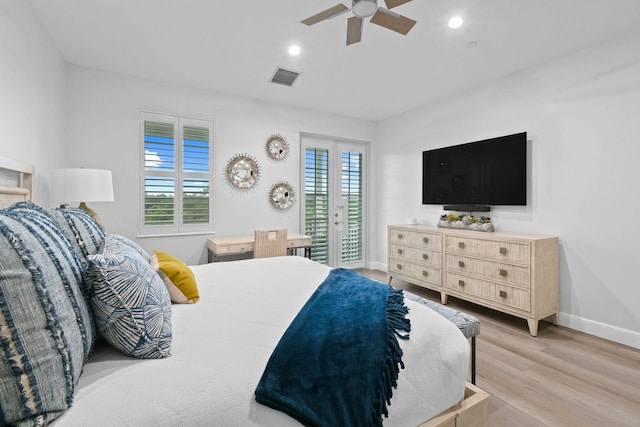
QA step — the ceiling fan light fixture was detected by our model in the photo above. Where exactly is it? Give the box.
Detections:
[352,0,378,18]
[448,16,464,29]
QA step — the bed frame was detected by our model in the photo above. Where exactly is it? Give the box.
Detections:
[0,154,489,427]
[0,155,33,207]
[421,382,489,427]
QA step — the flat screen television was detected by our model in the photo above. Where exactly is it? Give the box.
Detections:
[422,132,527,207]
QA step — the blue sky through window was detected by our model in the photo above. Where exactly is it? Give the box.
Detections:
[145,133,210,195]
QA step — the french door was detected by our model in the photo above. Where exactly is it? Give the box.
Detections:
[301,134,367,268]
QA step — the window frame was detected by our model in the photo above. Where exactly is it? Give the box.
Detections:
[139,111,214,236]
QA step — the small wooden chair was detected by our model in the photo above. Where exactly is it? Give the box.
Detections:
[254,229,288,258]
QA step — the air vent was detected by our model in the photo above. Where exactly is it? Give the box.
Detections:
[270,67,300,87]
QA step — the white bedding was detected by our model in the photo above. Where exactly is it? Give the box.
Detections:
[53,257,469,426]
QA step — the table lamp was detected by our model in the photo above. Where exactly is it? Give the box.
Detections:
[52,168,114,228]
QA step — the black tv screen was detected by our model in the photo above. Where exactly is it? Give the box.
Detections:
[422,132,527,206]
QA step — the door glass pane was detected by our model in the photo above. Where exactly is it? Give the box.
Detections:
[341,151,363,262]
[304,148,329,264]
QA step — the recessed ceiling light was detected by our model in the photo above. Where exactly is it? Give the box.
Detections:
[288,45,301,56]
[448,16,463,29]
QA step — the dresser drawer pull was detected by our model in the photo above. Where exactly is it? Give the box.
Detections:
[499,269,507,276]
[458,261,465,268]
[422,253,429,260]
[397,264,402,270]
[423,237,429,244]
[499,247,507,255]
[397,248,403,255]
[458,280,465,287]
[458,242,465,249]
[422,271,428,277]
[397,233,404,239]
[499,290,507,298]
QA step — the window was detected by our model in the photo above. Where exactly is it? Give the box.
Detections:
[140,112,213,235]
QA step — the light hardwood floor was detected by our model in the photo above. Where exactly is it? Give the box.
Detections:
[356,269,640,427]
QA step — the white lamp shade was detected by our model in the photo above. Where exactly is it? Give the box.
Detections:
[52,168,114,203]
[352,0,378,17]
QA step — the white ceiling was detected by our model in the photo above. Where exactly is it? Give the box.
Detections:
[29,0,640,121]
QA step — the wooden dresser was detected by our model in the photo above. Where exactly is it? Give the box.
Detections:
[388,225,559,336]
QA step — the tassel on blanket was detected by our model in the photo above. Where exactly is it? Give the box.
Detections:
[369,288,411,427]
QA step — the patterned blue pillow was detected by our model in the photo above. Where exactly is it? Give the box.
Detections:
[107,233,151,262]
[50,207,105,266]
[0,202,96,426]
[85,235,172,359]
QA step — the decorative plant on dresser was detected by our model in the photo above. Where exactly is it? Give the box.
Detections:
[388,225,559,336]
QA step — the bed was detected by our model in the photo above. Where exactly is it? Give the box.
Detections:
[0,155,487,427]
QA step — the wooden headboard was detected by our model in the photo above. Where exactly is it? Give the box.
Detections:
[0,156,34,208]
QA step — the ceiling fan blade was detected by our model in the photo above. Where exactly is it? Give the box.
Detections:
[384,0,413,9]
[301,4,350,26]
[346,16,363,45]
[370,8,416,35]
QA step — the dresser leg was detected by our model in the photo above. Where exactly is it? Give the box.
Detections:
[440,292,448,304]
[388,276,393,285]
[550,313,559,326]
[527,319,539,336]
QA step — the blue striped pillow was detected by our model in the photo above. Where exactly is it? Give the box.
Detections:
[50,207,106,265]
[0,202,96,426]
[85,235,172,359]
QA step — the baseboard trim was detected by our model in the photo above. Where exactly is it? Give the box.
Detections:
[367,261,387,272]
[558,313,640,349]
[369,263,639,349]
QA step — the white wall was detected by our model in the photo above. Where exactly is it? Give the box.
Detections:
[64,65,375,265]
[374,28,640,348]
[0,2,66,202]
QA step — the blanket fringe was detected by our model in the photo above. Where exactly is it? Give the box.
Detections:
[370,288,411,427]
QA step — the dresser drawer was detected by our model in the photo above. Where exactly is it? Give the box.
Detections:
[444,272,531,312]
[389,258,441,286]
[495,284,531,312]
[444,235,530,265]
[445,254,530,288]
[389,229,441,250]
[389,244,441,267]
[444,272,495,300]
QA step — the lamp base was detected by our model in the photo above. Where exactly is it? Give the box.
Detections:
[79,202,106,230]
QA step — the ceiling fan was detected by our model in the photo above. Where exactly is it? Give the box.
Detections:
[301,0,416,46]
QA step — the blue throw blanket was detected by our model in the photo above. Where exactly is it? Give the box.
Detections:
[255,268,411,427]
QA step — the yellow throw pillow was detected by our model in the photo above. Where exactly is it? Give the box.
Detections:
[152,250,200,304]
